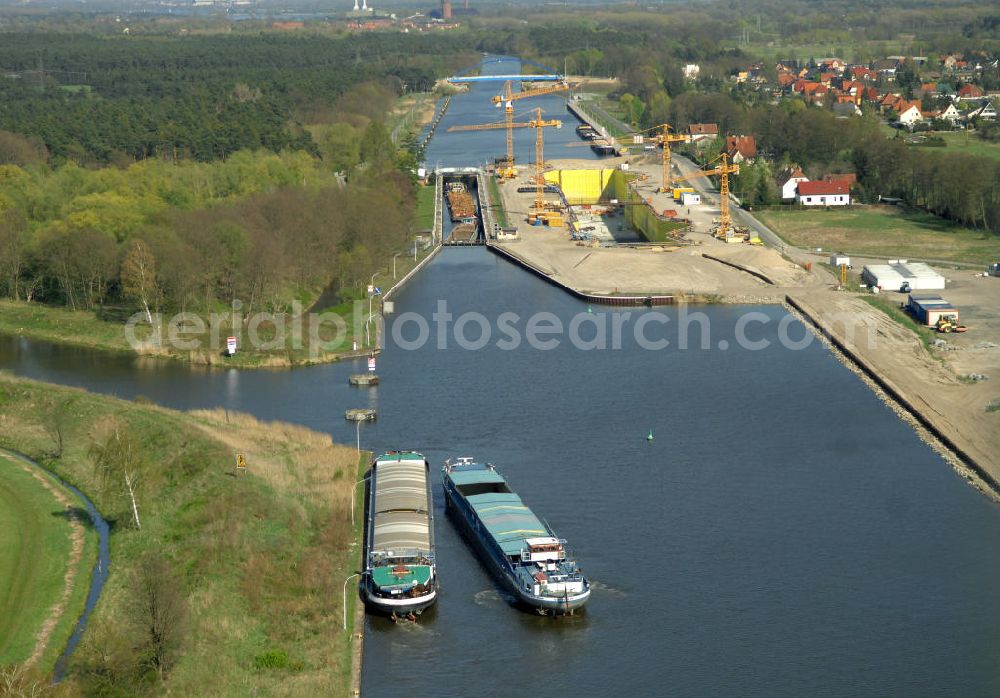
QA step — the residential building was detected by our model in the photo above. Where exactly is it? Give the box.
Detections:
[777,167,808,200]
[687,123,719,143]
[725,135,757,163]
[957,84,985,100]
[898,103,923,126]
[796,180,851,206]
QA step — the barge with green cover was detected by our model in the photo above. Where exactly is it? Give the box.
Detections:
[442,457,590,615]
[362,451,438,619]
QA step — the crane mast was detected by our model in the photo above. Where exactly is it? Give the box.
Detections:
[672,152,740,240]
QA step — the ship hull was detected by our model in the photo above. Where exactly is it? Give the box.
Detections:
[361,584,438,617]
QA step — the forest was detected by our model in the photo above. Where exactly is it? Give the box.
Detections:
[0,30,473,317]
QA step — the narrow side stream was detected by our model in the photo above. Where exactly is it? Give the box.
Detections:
[2,449,111,682]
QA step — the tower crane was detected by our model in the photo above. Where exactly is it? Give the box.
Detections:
[448,107,562,213]
[628,123,690,193]
[671,152,741,241]
[488,80,571,179]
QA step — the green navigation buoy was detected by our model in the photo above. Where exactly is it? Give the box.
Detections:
[587,305,593,314]
[647,430,654,442]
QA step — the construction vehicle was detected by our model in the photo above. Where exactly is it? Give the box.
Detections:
[449,107,562,217]
[988,262,1000,277]
[486,80,570,179]
[626,123,690,193]
[671,152,742,241]
[935,314,968,333]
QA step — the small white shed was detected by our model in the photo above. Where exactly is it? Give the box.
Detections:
[681,192,701,206]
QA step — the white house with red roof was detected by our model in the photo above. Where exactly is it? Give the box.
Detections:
[796,180,851,206]
[777,167,809,200]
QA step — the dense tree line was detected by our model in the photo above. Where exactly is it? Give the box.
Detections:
[0,32,471,163]
[0,160,412,314]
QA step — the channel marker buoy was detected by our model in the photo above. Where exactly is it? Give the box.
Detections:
[587,305,593,314]
[647,430,654,442]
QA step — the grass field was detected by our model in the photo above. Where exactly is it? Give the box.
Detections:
[910,130,1000,162]
[413,182,436,230]
[0,299,366,368]
[756,205,1000,266]
[0,374,365,694]
[0,454,96,672]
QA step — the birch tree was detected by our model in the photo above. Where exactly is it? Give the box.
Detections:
[121,239,159,325]
[90,425,145,530]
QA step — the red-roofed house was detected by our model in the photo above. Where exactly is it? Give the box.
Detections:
[778,167,809,200]
[897,101,923,126]
[823,173,857,189]
[957,84,984,100]
[796,180,851,206]
[725,135,757,163]
[688,123,719,143]
[850,66,877,82]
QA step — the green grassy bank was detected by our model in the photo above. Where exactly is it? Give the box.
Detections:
[0,453,96,675]
[0,373,365,695]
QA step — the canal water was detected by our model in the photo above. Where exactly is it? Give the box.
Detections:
[1,57,999,695]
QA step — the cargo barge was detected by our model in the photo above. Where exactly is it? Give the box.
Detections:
[362,451,438,619]
[446,182,477,224]
[442,457,590,615]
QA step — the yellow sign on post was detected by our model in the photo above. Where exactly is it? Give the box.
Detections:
[235,453,247,476]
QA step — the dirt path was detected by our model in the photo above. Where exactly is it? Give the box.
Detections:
[0,453,87,668]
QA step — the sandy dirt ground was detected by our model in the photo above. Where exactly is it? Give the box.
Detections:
[490,152,1000,494]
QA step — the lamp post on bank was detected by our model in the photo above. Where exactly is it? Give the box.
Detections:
[351,477,367,526]
[343,572,361,631]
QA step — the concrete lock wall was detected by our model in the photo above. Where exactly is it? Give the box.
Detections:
[545,168,684,243]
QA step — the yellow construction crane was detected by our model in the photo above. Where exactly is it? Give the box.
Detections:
[479,81,569,179]
[672,152,741,241]
[629,123,690,193]
[447,107,562,213]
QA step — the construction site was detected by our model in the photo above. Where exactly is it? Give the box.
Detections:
[442,79,804,300]
[432,62,1000,490]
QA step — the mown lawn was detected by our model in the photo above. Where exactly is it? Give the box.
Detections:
[0,453,95,672]
[756,205,1000,266]
[413,182,437,230]
[0,374,365,695]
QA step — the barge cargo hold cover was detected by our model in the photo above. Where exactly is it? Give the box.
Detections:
[442,457,590,615]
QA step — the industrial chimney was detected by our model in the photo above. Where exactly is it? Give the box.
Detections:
[441,0,452,19]
[352,0,359,9]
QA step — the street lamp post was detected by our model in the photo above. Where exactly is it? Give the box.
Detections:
[366,272,380,347]
[351,477,367,526]
[343,572,361,631]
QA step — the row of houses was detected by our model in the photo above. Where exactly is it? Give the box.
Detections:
[736,54,999,126]
[683,124,857,207]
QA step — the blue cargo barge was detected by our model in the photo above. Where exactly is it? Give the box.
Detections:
[442,457,590,615]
